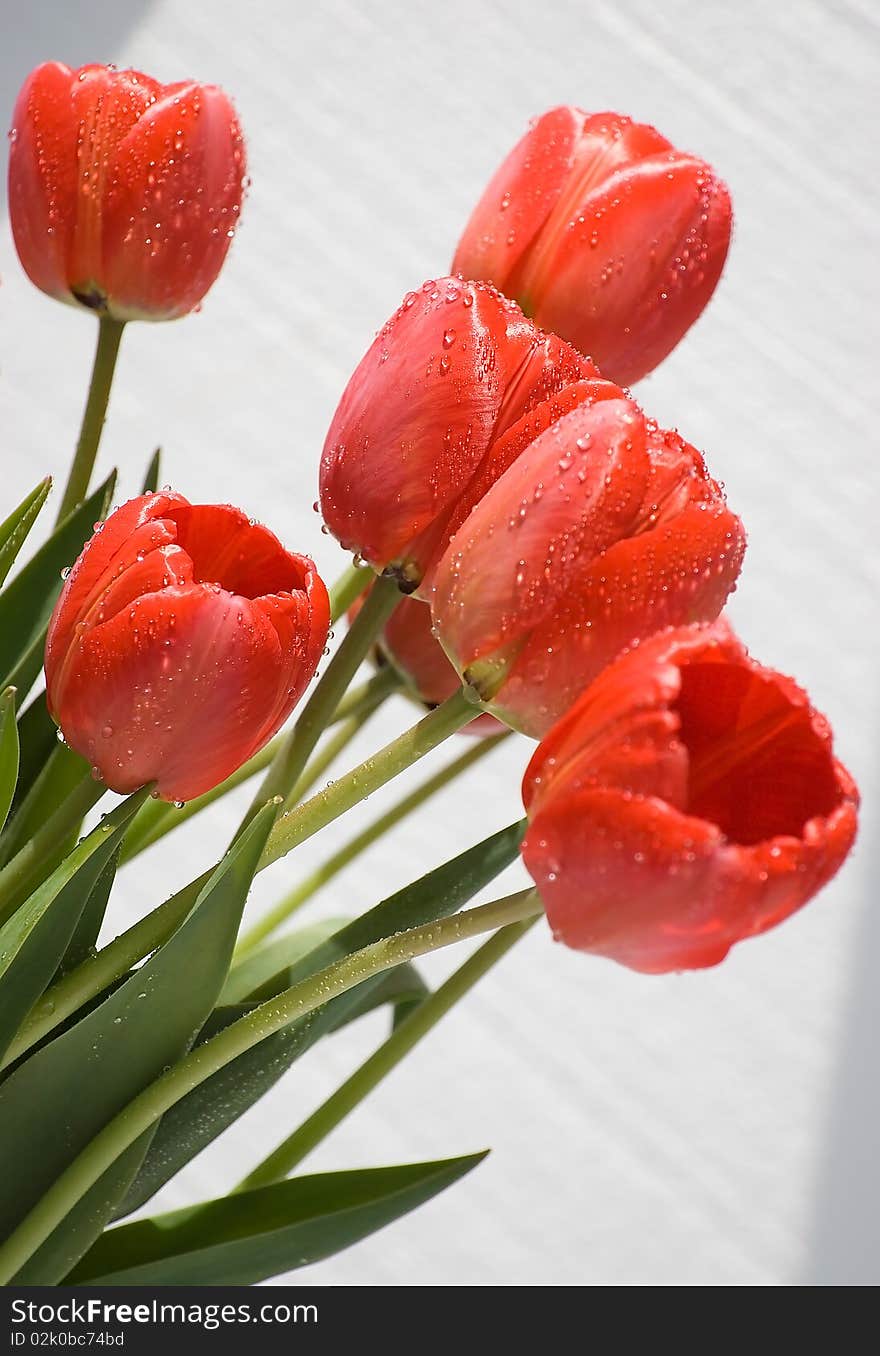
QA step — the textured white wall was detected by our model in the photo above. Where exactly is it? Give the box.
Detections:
[1,0,877,1287]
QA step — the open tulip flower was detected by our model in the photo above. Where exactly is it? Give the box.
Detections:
[453,107,732,385]
[8,62,246,321]
[431,389,745,736]
[45,492,329,802]
[320,277,607,589]
[521,622,859,973]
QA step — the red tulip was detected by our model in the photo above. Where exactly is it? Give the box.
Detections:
[319,277,601,588]
[430,390,745,736]
[350,589,503,735]
[45,492,329,802]
[521,622,858,973]
[8,62,246,320]
[452,107,732,385]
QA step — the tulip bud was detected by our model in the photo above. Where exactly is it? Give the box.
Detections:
[520,622,858,972]
[431,391,745,736]
[350,589,503,735]
[45,492,329,802]
[453,107,732,385]
[319,277,601,589]
[8,62,246,321]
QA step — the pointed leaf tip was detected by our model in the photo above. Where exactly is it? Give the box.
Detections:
[0,479,54,590]
[72,1152,489,1285]
[0,687,20,836]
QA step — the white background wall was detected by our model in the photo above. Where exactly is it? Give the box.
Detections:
[1,0,877,1287]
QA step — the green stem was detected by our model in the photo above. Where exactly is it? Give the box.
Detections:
[329,666,399,725]
[329,561,371,623]
[0,776,106,925]
[238,573,400,831]
[0,888,541,1283]
[2,875,205,1072]
[9,687,477,1062]
[55,318,125,525]
[119,668,401,864]
[236,730,509,958]
[285,702,388,805]
[260,687,476,870]
[239,916,537,1190]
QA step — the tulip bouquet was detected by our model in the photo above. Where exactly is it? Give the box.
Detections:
[0,65,858,1288]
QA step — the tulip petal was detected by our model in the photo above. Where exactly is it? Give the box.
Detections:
[524,787,733,971]
[55,586,291,801]
[8,63,80,302]
[525,156,732,384]
[497,494,744,735]
[451,106,583,292]
[67,67,162,305]
[319,279,592,579]
[432,397,650,683]
[412,376,614,593]
[45,493,186,692]
[525,779,858,973]
[10,64,161,308]
[521,625,719,816]
[506,111,674,310]
[162,503,307,598]
[101,83,245,320]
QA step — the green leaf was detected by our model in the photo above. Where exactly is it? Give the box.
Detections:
[335,963,429,1033]
[0,799,278,1284]
[0,743,90,868]
[0,473,116,696]
[24,1139,155,1287]
[228,936,429,1031]
[11,694,58,816]
[112,971,386,1222]
[114,958,426,1223]
[0,687,20,835]
[0,792,147,1065]
[109,1018,319,1220]
[112,823,522,1220]
[58,847,119,976]
[72,1154,487,1285]
[221,919,349,1004]
[141,448,161,495]
[281,819,526,987]
[0,479,52,589]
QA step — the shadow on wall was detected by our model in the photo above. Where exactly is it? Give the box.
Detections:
[805,788,880,1287]
[0,0,153,209]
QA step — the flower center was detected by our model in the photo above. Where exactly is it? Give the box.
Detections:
[674,662,842,846]
[167,504,304,599]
